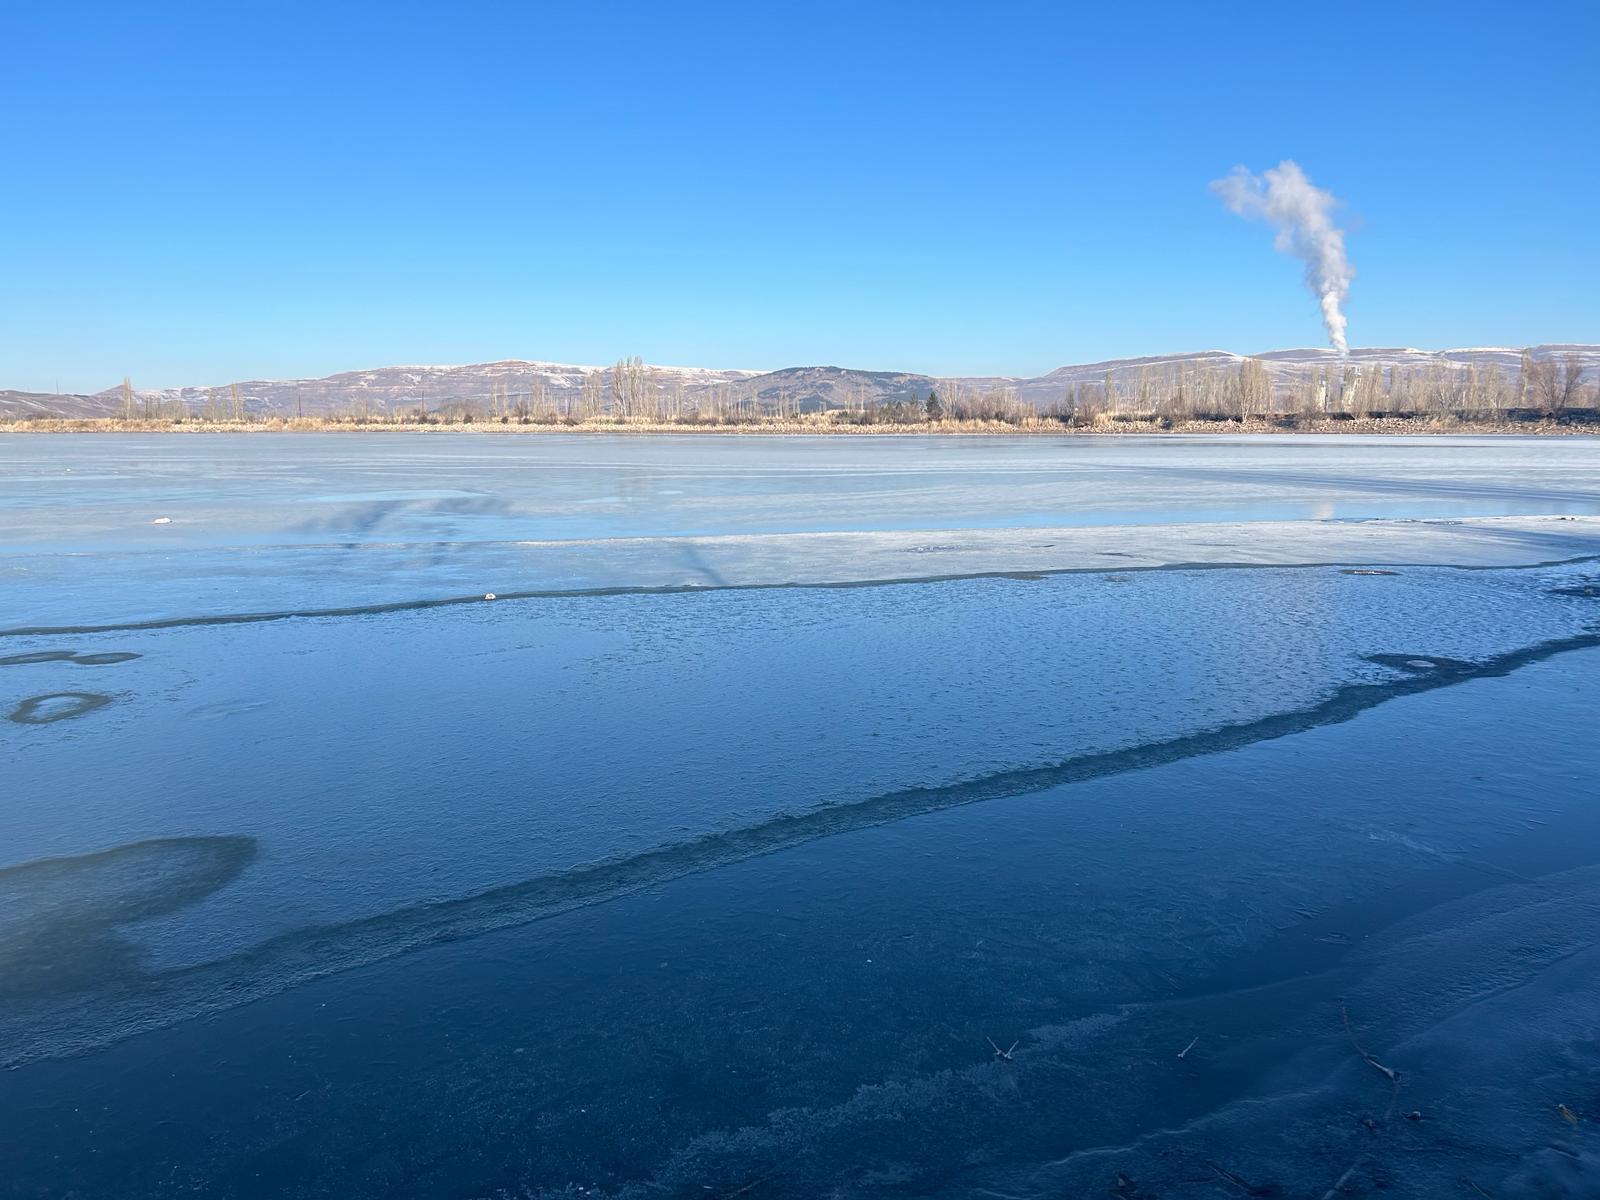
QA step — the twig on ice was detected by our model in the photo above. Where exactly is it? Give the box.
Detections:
[1319,1163,1358,1200]
[1320,1004,1406,1200]
[986,1036,1017,1062]
[1342,1003,1401,1095]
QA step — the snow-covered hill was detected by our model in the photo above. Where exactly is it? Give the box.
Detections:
[968,346,1600,406]
[4,346,1596,419]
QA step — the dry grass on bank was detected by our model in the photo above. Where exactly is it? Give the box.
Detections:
[3,412,1596,436]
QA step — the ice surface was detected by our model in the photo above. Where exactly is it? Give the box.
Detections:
[4,433,1600,629]
[3,647,1597,1199]
[4,561,1596,983]
[2,433,1599,1197]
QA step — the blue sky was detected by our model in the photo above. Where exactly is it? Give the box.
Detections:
[3,1,1596,391]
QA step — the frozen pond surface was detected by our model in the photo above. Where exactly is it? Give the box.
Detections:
[7,434,1600,552]
[5,433,1600,628]
[2,434,1600,1198]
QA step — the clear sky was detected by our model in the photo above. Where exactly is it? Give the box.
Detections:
[3,1,1596,392]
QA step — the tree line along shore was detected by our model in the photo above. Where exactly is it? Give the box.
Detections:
[7,352,1594,434]
[7,410,1599,436]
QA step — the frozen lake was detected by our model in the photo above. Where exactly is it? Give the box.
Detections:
[5,432,1600,629]
[3,434,1600,1198]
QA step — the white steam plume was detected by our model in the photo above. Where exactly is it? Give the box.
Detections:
[1211,160,1354,357]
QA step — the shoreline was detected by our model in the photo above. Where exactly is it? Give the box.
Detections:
[4,414,1598,437]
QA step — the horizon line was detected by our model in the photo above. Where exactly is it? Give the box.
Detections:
[9,343,1600,397]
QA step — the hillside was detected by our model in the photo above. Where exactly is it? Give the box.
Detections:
[4,346,1596,421]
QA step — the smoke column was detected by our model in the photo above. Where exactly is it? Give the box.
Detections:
[1211,160,1354,357]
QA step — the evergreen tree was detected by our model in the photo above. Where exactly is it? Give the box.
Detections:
[924,389,944,421]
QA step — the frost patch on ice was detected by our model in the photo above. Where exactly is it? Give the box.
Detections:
[6,692,113,724]
[0,649,140,667]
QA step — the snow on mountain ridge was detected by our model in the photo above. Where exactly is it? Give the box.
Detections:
[4,345,1595,419]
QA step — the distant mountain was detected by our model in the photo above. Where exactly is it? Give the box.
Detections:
[4,346,1597,420]
[1,389,126,420]
[738,366,939,413]
[963,346,1600,406]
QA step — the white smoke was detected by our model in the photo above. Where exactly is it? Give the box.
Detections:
[1211,160,1354,357]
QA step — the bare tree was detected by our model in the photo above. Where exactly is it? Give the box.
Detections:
[1388,367,1411,413]
[1479,364,1506,414]
[1237,359,1270,418]
[1071,382,1104,425]
[610,355,654,418]
[1422,364,1463,416]
[1525,353,1586,417]
[579,369,603,418]
[1133,365,1155,414]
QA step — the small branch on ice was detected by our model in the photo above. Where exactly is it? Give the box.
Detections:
[1319,1163,1358,1200]
[986,1037,1017,1062]
[1320,1004,1407,1200]
[1341,1004,1401,1090]
[1207,1162,1274,1195]
[1177,1035,1199,1060]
